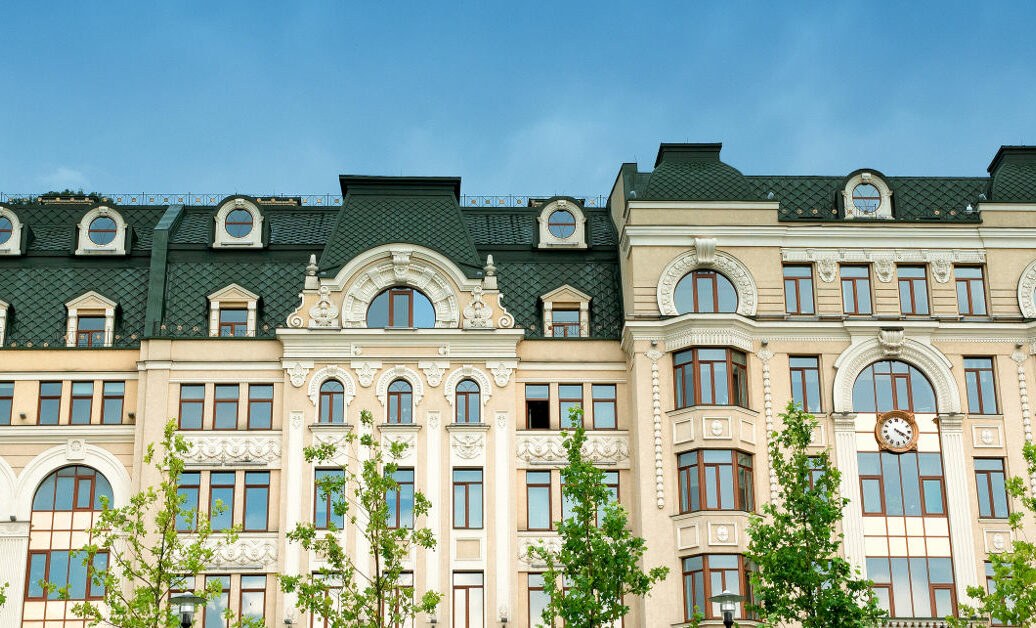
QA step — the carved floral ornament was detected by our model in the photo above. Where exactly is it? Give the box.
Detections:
[306,365,357,406]
[781,248,985,283]
[516,433,630,465]
[443,365,493,408]
[656,238,758,317]
[375,364,425,406]
[181,434,282,466]
[1017,258,1036,319]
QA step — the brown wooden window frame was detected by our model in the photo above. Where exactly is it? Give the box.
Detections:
[676,449,754,514]
[100,381,124,425]
[558,384,583,429]
[386,468,415,530]
[37,381,62,425]
[975,458,1009,519]
[955,265,987,316]
[789,355,822,413]
[525,384,550,430]
[213,384,239,430]
[550,308,580,337]
[673,348,749,410]
[840,265,873,315]
[314,469,345,530]
[207,471,236,532]
[242,471,270,532]
[387,379,413,424]
[782,264,815,315]
[897,265,930,316]
[675,269,738,314]
[76,315,107,347]
[866,556,956,619]
[24,549,108,601]
[247,383,274,430]
[858,452,947,517]
[455,379,481,424]
[525,470,552,531]
[69,381,94,425]
[452,571,484,628]
[218,307,249,337]
[239,574,267,624]
[178,384,206,430]
[318,379,345,424]
[452,468,484,530]
[681,554,754,622]
[0,381,12,425]
[964,356,998,415]
[591,383,617,430]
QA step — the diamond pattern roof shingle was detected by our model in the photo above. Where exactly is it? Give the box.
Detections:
[643,160,762,201]
[991,160,1036,202]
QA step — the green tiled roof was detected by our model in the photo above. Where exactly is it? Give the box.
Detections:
[988,146,1036,202]
[11,204,166,253]
[463,208,617,248]
[644,159,761,201]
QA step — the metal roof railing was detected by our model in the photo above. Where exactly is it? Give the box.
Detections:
[1,193,608,208]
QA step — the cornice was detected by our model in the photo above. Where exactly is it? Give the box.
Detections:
[0,425,136,443]
[277,328,523,360]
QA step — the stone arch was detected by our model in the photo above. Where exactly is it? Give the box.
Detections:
[443,365,493,408]
[1017,259,1036,318]
[656,238,757,317]
[832,336,960,413]
[329,244,482,329]
[14,444,131,520]
[307,365,357,407]
[375,365,425,407]
[0,455,16,519]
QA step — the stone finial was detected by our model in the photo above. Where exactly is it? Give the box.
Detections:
[483,254,498,289]
[484,254,496,276]
[306,254,318,276]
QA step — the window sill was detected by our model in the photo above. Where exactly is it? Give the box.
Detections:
[309,422,354,434]
[445,423,490,433]
[977,517,1012,524]
[667,405,758,418]
[379,422,422,432]
[670,510,754,522]
[968,413,1004,419]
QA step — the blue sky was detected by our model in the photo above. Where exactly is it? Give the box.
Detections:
[2,1,1035,197]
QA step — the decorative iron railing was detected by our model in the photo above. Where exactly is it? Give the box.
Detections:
[0,192,608,208]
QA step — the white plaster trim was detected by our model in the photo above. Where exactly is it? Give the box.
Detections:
[65,290,117,347]
[207,282,260,337]
[14,444,132,520]
[0,455,16,519]
[0,299,8,345]
[842,171,893,220]
[536,199,587,249]
[1018,259,1036,318]
[75,206,128,255]
[657,241,758,316]
[0,205,23,255]
[374,364,425,407]
[832,336,960,413]
[306,365,357,408]
[541,284,592,338]
[213,197,264,248]
[443,364,493,409]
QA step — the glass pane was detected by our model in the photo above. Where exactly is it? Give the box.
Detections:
[48,551,70,596]
[674,274,697,314]
[454,486,465,526]
[413,291,435,328]
[367,291,389,327]
[210,487,234,530]
[867,557,890,583]
[241,591,265,618]
[853,368,876,412]
[928,558,954,584]
[805,368,821,412]
[882,454,903,516]
[842,280,855,312]
[529,486,550,529]
[784,279,797,313]
[900,454,921,516]
[704,466,718,509]
[991,472,1008,517]
[68,553,87,599]
[861,479,883,514]
[391,292,410,327]
[933,589,953,617]
[918,453,943,476]
[922,479,944,515]
[890,557,912,617]
[526,385,549,400]
[90,553,107,597]
[909,557,931,617]
[717,274,739,311]
[70,397,92,424]
[28,553,47,597]
[719,464,734,509]
[696,275,715,313]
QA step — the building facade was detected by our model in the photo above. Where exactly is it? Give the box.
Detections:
[1,143,1035,627]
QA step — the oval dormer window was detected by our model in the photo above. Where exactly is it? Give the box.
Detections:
[225,209,254,238]
[88,217,118,245]
[852,183,882,214]
[547,209,576,239]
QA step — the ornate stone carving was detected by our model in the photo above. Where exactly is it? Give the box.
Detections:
[452,432,485,459]
[495,412,507,428]
[66,439,86,461]
[1018,259,1036,318]
[496,293,516,329]
[757,347,777,499]
[309,285,340,328]
[815,253,839,282]
[872,254,895,282]
[375,365,424,406]
[290,411,304,430]
[340,247,461,328]
[657,246,757,316]
[307,366,357,407]
[694,237,717,265]
[929,252,953,283]
[286,292,306,328]
[520,535,563,567]
[490,363,513,387]
[444,365,493,407]
[428,412,441,429]
[420,362,448,387]
[878,328,905,357]
[516,433,629,465]
[647,350,664,508]
[285,362,310,387]
[208,536,278,569]
[182,435,281,465]
[833,336,960,413]
[353,361,379,388]
[462,286,493,329]
[384,433,416,457]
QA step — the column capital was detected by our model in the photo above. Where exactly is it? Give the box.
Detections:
[831,412,858,431]
[936,413,966,432]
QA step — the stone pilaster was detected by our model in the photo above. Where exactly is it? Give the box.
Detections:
[425,411,442,624]
[937,413,980,604]
[493,411,511,624]
[832,412,865,575]
[0,520,30,626]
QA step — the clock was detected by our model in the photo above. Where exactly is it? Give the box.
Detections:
[874,410,919,453]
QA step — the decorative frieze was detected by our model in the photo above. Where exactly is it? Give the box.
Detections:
[451,432,485,460]
[781,247,985,283]
[519,533,562,567]
[647,348,665,509]
[516,432,630,466]
[375,365,424,406]
[182,434,281,466]
[418,361,449,387]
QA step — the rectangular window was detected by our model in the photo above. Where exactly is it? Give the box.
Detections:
[674,348,748,409]
[218,308,248,337]
[559,384,583,429]
[101,381,124,424]
[526,471,552,531]
[984,562,1008,626]
[76,315,106,347]
[177,472,201,532]
[528,573,549,628]
[789,356,822,413]
[783,264,815,314]
[247,384,273,429]
[975,458,1009,519]
[314,469,345,530]
[239,575,267,623]
[867,556,955,618]
[898,266,929,315]
[243,471,270,532]
[591,384,617,429]
[551,309,580,337]
[598,470,620,525]
[677,450,753,513]
[964,357,998,414]
[179,384,205,430]
[38,381,62,425]
[840,265,872,315]
[955,266,987,315]
[69,382,94,424]
[25,550,107,601]
[386,468,415,530]
[682,554,751,621]
[209,471,236,531]
[453,572,484,628]
[214,384,239,430]
[858,452,945,516]
[0,381,11,425]
[453,469,483,529]
[525,384,550,430]
[203,575,231,628]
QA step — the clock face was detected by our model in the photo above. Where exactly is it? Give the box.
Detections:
[879,415,915,451]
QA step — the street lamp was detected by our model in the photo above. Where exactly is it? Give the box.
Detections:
[708,589,745,628]
[170,592,207,628]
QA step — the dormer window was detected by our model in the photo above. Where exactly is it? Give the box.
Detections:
[851,183,881,214]
[214,198,264,248]
[76,206,128,255]
[367,287,435,329]
[551,309,580,337]
[541,284,592,338]
[76,316,106,347]
[208,283,259,337]
[218,308,249,337]
[842,171,893,220]
[0,206,22,255]
[537,198,588,248]
[65,292,117,347]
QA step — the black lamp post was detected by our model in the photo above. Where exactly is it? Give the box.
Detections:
[708,589,745,628]
[170,592,207,628]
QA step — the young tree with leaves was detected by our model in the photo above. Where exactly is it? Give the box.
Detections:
[949,441,1036,626]
[44,420,260,628]
[280,409,440,628]
[0,581,7,608]
[746,402,885,628]
[528,408,669,628]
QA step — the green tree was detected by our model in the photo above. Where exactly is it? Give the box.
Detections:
[0,581,7,608]
[746,402,885,628]
[280,409,440,628]
[949,441,1036,626]
[528,408,669,628]
[44,420,260,628]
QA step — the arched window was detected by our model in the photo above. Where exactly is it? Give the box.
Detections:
[674,270,738,314]
[319,380,345,424]
[455,379,481,424]
[25,466,112,607]
[852,360,937,413]
[387,379,413,424]
[366,287,435,329]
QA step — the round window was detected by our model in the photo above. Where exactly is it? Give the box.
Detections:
[851,183,881,214]
[547,209,576,239]
[0,216,12,245]
[225,209,254,238]
[88,216,117,245]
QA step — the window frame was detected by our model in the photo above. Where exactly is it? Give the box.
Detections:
[964,357,999,415]
[452,468,484,530]
[681,554,753,621]
[218,307,249,337]
[782,264,815,315]
[452,571,485,628]
[675,269,738,314]
[525,470,552,531]
[76,315,107,347]
[247,383,274,430]
[213,384,240,430]
[387,379,413,424]
[550,308,581,337]
[319,379,346,424]
[177,472,201,532]
[208,471,236,532]
[558,384,583,429]
[243,471,270,532]
[100,381,125,425]
[897,265,930,316]
[455,379,481,424]
[314,469,345,530]
[975,458,1010,519]
[789,355,822,413]
[867,556,956,618]
[239,575,267,623]
[676,449,755,514]
[673,348,749,410]
[525,384,550,430]
[69,381,94,425]
[591,383,617,430]
[955,265,987,316]
[37,381,63,425]
[178,384,206,430]
[858,452,947,517]
[24,549,108,601]
[386,468,415,530]
[840,265,873,315]
[547,209,576,239]
[0,381,12,425]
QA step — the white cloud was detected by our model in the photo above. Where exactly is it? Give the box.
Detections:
[36,167,91,192]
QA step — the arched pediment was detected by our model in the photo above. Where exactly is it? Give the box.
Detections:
[656,238,757,317]
[15,444,132,520]
[307,365,357,407]
[832,335,960,413]
[375,365,425,407]
[443,365,493,408]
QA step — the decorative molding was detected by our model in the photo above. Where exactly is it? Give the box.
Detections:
[647,350,664,508]
[657,245,758,316]
[182,434,281,466]
[207,283,259,337]
[536,198,587,249]
[462,285,494,329]
[213,197,264,249]
[984,528,1013,554]
[351,360,381,388]
[1011,349,1036,489]
[495,411,507,429]
[842,170,893,220]
[309,286,341,329]
[284,361,312,388]
[418,361,449,388]
[872,253,895,282]
[75,205,128,255]
[428,411,441,429]
[832,336,960,413]
[451,432,485,460]
[540,284,592,338]
[757,347,777,499]
[66,438,86,461]
[496,292,516,329]
[307,365,357,408]
[0,299,7,345]
[877,328,905,357]
[664,327,753,353]
[486,361,516,387]
[781,247,985,283]
[443,365,493,408]
[519,534,563,567]
[375,365,424,406]
[0,205,24,256]
[309,424,353,465]
[971,424,1003,448]
[65,290,117,347]
[516,432,630,465]
[1018,259,1036,318]
[707,521,739,546]
[203,534,278,569]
